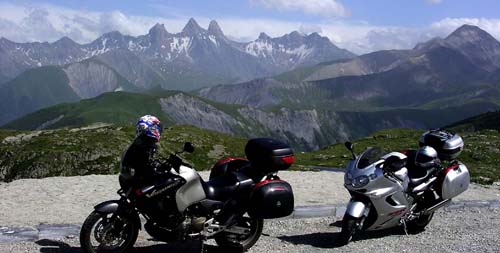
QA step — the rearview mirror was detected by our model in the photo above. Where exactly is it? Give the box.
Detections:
[344,141,356,159]
[344,141,353,151]
[183,142,195,153]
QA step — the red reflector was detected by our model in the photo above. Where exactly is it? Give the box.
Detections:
[272,186,287,191]
[281,155,294,164]
[444,163,459,175]
[135,189,143,196]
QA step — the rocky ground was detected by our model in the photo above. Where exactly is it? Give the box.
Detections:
[1,171,499,252]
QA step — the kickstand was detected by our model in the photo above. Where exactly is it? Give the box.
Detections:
[199,240,205,253]
[402,219,408,236]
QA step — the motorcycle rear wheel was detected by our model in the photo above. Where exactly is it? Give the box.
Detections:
[214,215,263,251]
[80,211,139,253]
[338,214,360,246]
[406,212,434,234]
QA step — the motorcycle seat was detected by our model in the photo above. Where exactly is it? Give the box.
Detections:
[409,167,437,187]
[406,149,436,186]
[202,172,254,201]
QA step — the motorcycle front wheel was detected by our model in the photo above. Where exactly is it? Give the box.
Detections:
[214,215,263,251]
[80,211,139,253]
[338,214,361,246]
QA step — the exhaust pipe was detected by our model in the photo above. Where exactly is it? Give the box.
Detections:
[424,199,451,214]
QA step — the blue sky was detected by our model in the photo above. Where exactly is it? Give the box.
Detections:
[1,0,499,54]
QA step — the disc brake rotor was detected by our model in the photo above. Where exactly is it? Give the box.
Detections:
[93,217,127,247]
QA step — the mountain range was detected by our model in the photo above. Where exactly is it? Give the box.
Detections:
[0,18,354,125]
[5,90,494,151]
[0,18,354,88]
[2,24,500,151]
[198,25,500,111]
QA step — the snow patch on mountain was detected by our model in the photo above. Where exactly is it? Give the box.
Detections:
[170,37,191,54]
[245,40,274,57]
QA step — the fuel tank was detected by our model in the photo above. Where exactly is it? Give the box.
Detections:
[172,165,206,212]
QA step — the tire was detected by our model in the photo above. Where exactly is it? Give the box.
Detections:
[214,216,263,251]
[80,211,139,253]
[338,214,360,246]
[406,212,434,234]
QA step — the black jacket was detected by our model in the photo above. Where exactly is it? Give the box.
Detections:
[121,135,158,184]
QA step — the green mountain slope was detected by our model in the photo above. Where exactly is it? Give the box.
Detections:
[0,59,143,126]
[0,66,80,126]
[0,124,247,182]
[446,110,500,132]
[1,125,498,185]
[4,90,499,152]
[3,91,177,130]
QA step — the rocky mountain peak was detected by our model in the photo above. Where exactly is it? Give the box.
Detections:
[445,24,498,46]
[54,36,77,47]
[306,32,329,43]
[444,24,500,70]
[149,23,168,35]
[307,32,322,38]
[55,36,74,43]
[289,31,304,39]
[148,23,170,44]
[258,32,271,40]
[182,18,204,35]
[101,31,123,39]
[208,20,224,37]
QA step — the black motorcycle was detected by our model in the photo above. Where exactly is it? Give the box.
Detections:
[80,138,295,252]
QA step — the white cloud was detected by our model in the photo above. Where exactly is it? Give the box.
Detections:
[0,2,189,43]
[430,17,500,38]
[1,2,500,55]
[250,0,350,18]
[426,0,443,4]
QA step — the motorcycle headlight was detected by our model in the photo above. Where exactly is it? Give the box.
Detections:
[352,175,370,188]
[345,172,353,185]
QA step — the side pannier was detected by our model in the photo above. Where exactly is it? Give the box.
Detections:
[248,179,294,219]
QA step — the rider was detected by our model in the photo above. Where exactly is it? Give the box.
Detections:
[120,115,164,187]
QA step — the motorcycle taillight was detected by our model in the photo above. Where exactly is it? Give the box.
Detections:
[281,155,295,165]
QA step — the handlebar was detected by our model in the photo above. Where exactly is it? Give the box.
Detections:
[157,153,192,174]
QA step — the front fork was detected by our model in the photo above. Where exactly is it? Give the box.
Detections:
[345,199,371,230]
[345,199,370,218]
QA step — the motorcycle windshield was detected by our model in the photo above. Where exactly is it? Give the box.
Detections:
[357,147,388,169]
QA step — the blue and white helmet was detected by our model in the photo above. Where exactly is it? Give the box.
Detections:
[136,115,163,142]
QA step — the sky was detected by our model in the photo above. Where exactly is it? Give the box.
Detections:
[1,0,499,54]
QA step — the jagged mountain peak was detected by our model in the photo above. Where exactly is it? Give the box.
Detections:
[99,31,125,41]
[208,20,224,36]
[307,32,322,38]
[55,36,75,44]
[289,31,304,38]
[258,32,271,40]
[182,18,204,35]
[148,23,170,43]
[305,32,330,43]
[149,23,168,35]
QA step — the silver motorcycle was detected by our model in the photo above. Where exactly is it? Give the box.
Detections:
[339,130,470,245]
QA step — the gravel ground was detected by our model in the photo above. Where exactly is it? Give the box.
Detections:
[1,171,499,226]
[1,207,499,252]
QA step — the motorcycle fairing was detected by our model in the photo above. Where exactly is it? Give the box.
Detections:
[172,165,207,212]
[345,151,411,231]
